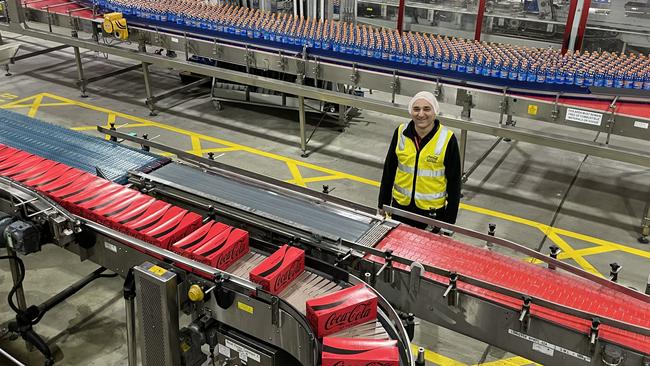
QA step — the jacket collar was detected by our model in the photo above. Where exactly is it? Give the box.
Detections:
[403,119,440,140]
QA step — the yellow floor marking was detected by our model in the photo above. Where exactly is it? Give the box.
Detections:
[553,228,650,260]
[474,356,540,366]
[545,229,604,277]
[286,174,343,185]
[286,161,307,187]
[189,136,203,156]
[2,92,646,273]
[410,344,468,366]
[27,94,44,118]
[459,204,551,232]
[3,102,73,108]
[0,92,19,100]
[199,147,241,154]
[3,103,40,109]
[71,123,151,131]
[528,244,617,265]
[0,95,38,108]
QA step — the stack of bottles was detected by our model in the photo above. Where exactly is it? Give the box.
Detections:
[95,0,650,89]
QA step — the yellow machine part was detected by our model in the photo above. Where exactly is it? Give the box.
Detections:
[102,12,128,41]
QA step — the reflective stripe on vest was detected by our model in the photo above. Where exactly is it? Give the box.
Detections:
[392,123,453,210]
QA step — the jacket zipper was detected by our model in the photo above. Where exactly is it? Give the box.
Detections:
[411,141,419,203]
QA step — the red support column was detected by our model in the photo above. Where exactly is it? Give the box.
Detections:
[574,0,591,51]
[396,0,405,33]
[474,0,487,41]
[561,0,578,54]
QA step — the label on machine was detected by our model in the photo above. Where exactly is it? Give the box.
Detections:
[634,121,649,129]
[225,339,261,363]
[565,108,603,126]
[104,241,117,253]
[508,329,591,363]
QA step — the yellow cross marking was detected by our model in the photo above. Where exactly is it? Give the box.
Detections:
[286,161,306,187]
[27,94,44,118]
[528,244,616,265]
[189,136,203,156]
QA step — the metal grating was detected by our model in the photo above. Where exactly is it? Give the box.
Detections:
[357,223,393,248]
[0,109,169,184]
[137,277,167,366]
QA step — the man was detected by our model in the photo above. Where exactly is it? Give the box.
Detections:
[378,91,461,228]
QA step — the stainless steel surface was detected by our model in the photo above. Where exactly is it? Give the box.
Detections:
[356,222,393,247]
[125,296,137,366]
[134,261,181,366]
[148,163,373,242]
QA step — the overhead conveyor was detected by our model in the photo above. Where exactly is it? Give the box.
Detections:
[0,103,648,366]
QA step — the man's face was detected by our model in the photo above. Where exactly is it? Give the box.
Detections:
[410,99,435,130]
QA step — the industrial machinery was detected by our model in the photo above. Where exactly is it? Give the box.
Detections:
[1,103,650,366]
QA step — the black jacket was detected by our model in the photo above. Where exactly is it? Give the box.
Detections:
[378,120,461,224]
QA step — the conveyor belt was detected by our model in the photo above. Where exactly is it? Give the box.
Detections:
[0,109,169,184]
[229,252,390,340]
[0,142,393,347]
[149,163,375,242]
[368,225,650,354]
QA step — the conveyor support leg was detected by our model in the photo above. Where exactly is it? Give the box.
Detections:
[640,199,650,244]
[73,46,87,98]
[123,269,137,366]
[299,95,307,157]
[459,129,467,180]
[141,62,156,116]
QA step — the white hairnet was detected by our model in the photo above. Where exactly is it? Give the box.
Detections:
[408,91,439,115]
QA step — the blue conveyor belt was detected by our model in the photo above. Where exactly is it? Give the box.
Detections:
[0,109,170,184]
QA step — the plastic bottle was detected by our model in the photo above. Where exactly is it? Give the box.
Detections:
[481,57,490,76]
[500,61,509,79]
[643,72,650,90]
[465,55,475,74]
[545,67,555,84]
[631,70,643,90]
[517,62,527,82]
[575,68,585,86]
[614,69,624,88]
[526,64,537,82]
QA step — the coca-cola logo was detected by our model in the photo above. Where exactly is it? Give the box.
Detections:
[332,362,391,366]
[273,260,302,290]
[215,240,247,268]
[324,302,372,330]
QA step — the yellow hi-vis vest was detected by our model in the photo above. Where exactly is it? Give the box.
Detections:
[392,123,453,210]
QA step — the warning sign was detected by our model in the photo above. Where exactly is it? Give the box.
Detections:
[565,108,603,126]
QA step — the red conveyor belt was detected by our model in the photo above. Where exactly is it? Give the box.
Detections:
[0,144,203,251]
[22,0,98,19]
[527,95,650,119]
[368,225,650,354]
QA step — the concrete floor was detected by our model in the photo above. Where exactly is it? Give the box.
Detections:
[0,30,649,366]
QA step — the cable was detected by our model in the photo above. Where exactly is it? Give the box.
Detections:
[0,254,26,316]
